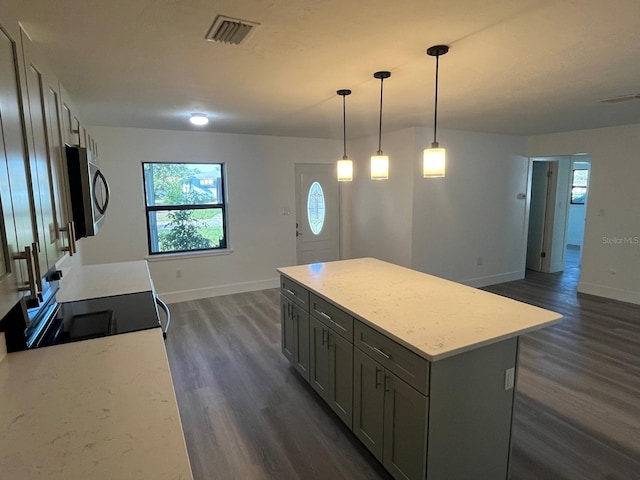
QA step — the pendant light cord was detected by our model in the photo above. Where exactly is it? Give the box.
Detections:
[342,94,347,158]
[433,54,440,146]
[378,77,385,154]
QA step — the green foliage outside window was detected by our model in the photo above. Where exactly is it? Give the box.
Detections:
[143,162,226,254]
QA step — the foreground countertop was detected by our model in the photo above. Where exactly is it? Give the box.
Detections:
[57,260,154,302]
[0,329,193,480]
[278,258,562,361]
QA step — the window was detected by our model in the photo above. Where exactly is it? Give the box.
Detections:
[570,169,589,204]
[142,162,227,254]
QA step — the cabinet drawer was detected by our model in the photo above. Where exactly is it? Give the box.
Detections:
[280,276,309,311]
[354,321,429,395]
[310,293,353,342]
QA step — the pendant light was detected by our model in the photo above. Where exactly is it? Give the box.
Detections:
[371,71,391,180]
[337,89,353,181]
[423,45,449,178]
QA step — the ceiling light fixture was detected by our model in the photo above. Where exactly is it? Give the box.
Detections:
[423,45,449,178]
[189,113,209,126]
[337,89,353,182]
[371,71,391,180]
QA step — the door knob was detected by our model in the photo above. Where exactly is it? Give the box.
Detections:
[296,231,303,237]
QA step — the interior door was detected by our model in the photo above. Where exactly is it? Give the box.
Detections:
[295,163,339,264]
[526,161,553,271]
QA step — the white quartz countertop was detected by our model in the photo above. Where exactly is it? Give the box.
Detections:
[278,258,562,361]
[0,329,193,480]
[57,260,154,302]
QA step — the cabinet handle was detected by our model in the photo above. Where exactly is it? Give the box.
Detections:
[285,288,297,298]
[375,367,382,389]
[384,374,390,393]
[327,330,332,348]
[321,328,327,346]
[317,310,333,322]
[287,302,291,317]
[30,242,43,292]
[60,221,77,255]
[373,346,391,359]
[13,246,38,304]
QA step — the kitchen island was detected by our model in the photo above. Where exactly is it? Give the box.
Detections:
[278,257,562,480]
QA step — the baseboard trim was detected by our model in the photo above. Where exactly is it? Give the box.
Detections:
[159,277,280,304]
[461,270,525,288]
[577,281,640,305]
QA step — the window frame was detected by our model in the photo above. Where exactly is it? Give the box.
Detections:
[570,168,589,205]
[141,161,228,255]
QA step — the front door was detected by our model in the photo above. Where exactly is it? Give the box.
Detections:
[295,163,339,264]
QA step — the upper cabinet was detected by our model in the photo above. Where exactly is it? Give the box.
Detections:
[18,26,61,278]
[0,16,90,318]
[0,22,38,318]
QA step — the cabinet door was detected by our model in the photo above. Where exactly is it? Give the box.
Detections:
[292,304,310,381]
[19,28,59,274]
[328,329,353,428]
[309,315,330,402]
[281,295,295,363]
[383,372,428,480]
[353,347,384,460]
[43,82,71,255]
[0,24,35,317]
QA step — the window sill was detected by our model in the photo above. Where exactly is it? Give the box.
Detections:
[145,248,233,263]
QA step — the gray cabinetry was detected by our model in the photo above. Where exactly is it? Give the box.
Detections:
[353,346,384,458]
[281,292,310,381]
[383,370,428,480]
[309,315,330,398]
[354,345,428,480]
[309,312,354,428]
[0,22,38,317]
[281,277,354,429]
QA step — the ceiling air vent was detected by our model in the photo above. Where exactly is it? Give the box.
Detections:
[599,94,640,104]
[205,15,260,45]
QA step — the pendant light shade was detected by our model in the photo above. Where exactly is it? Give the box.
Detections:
[337,89,353,181]
[371,71,391,180]
[424,45,449,178]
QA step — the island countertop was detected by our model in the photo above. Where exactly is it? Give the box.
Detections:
[0,329,193,480]
[278,257,562,361]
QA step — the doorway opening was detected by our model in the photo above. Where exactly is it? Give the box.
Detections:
[525,154,591,289]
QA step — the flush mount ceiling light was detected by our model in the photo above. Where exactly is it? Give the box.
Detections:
[371,71,391,180]
[189,113,209,126]
[423,45,449,178]
[337,89,353,182]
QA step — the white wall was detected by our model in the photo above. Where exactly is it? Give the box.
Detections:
[347,126,529,286]
[79,126,340,302]
[348,128,416,267]
[566,159,591,246]
[529,125,640,305]
[411,127,529,286]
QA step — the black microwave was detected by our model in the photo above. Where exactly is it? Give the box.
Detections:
[65,145,110,239]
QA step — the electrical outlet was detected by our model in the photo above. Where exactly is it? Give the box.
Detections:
[176,268,182,279]
[476,256,483,266]
[504,368,515,390]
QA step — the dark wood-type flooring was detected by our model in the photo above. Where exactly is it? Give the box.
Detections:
[165,246,640,479]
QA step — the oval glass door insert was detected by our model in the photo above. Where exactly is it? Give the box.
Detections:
[307,181,325,235]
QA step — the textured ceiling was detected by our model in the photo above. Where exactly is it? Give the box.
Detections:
[3,0,640,138]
